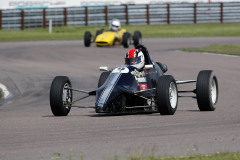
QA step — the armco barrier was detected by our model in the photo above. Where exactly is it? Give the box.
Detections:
[0,2,240,30]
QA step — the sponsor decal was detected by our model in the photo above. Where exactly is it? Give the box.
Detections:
[131,69,145,78]
[112,67,129,73]
[131,69,146,83]
[137,77,147,83]
[140,84,148,91]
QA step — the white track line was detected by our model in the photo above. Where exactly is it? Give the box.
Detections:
[0,83,10,99]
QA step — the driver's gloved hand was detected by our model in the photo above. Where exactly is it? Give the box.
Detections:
[135,44,148,54]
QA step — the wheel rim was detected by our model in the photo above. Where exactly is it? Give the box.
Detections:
[169,82,177,109]
[211,78,217,104]
[62,83,72,110]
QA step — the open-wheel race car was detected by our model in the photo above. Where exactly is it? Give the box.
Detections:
[84,29,142,48]
[49,45,218,116]
[84,19,141,48]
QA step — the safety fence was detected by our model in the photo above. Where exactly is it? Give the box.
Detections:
[0,2,240,30]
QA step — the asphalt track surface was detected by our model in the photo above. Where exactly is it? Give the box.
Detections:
[0,38,240,160]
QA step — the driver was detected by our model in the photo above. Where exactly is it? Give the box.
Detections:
[125,49,145,70]
[126,45,168,73]
[109,19,121,32]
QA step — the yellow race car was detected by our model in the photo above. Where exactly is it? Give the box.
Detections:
[84,29,142,48]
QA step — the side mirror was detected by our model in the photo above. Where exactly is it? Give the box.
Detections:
[144,65,153,70]
[99,66,108,71]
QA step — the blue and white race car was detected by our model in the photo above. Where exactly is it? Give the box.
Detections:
[49,45,219,116]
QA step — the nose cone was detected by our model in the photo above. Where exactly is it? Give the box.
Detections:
[95,84,121,113]
[95,102,104,113]
[95,73,122,113]
[95,32,115,46]
[95,66,139,113]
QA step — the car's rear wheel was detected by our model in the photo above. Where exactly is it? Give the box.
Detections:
[96,30,103,36]
[196,70,218,111]
[84,31,91,47]
[156,75,178,115]
[156,62,168,73]
[50,76,72,116]
[94,30,103,41]
[133,31,142,47]
[123,32,131,48]
[98,71,111,88]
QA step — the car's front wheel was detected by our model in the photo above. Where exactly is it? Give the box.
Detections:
[84,31,92,47]
[196,70,218,111]
[156,75,178,115]
[50,76,72,116]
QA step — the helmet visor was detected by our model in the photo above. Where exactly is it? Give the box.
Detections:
[112,24,119,28]
[125,57,141,65]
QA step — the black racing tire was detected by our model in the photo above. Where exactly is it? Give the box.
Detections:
[50,76,72,116]
[96,30,103,36]
[133,31,142,48]
[84,31,92,47]
[98,71,111,88]
[112,38,117,46]
[196,70,218,111]
[156,75,178,115]
[94,30,103,41]
[123,32,131,48]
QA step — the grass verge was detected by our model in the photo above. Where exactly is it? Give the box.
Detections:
[126,152,240,160]
[182,45,240,56]
[48,152,240,160]
[1,23,240,42]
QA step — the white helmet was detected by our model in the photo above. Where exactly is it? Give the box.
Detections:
[109,19,121,31]
[125,49,145,69]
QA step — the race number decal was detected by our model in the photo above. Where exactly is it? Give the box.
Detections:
[112,67,129,73]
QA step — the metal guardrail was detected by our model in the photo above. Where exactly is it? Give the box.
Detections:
[0,2,240,30]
